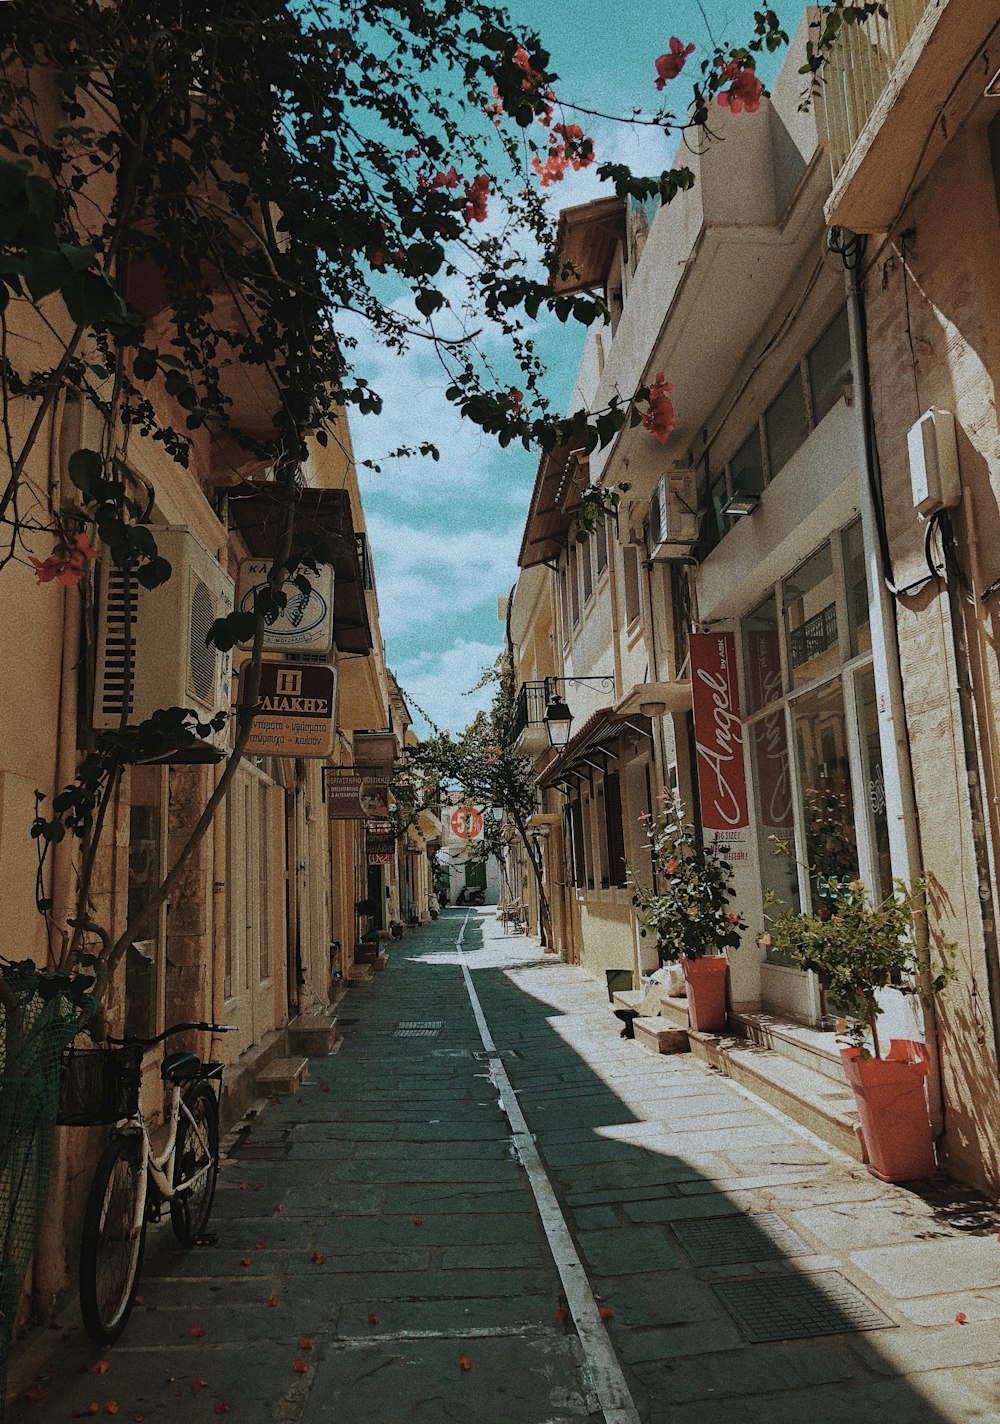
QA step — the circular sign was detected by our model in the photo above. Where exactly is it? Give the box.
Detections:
[450,807,484,840]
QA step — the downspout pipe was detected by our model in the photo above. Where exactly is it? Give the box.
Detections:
[840,229,944,1136]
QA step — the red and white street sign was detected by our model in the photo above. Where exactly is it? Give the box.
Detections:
[450,807,484,841]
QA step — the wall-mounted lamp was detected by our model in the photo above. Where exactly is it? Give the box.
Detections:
[542,673,616,749]
[721,490,761,518]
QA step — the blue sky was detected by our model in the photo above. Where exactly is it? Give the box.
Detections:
[350,0,801,733]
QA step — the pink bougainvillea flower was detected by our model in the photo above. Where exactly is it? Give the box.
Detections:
[255,1240,266,1251]
[429,166,461,190]
[103,1403,119,1417]
[641,372,676,444]
[507,388,524,409]
[273,1204,284,1214]
[413,1216,423,1226]
[30,532,99,588]
[241,1255,254,1267]
[598,1305,615,1320]
[462,174,490,224]
[458,1355,473,1371]
[300,1337,315,1350]
[655,38,695,88]
[312,1251,326,1266]
[726,911,741,924]
[293,1360,309,1375]
[91,1363,110,1376]
[25,1385,48,1403]
[367,1313,379,1326]
[554,1307,570,1323]
[716,61,764,115]
[192,1378,208,1392]
[239,1183,251,1192]
[955,1311,968,1324]
[190,1325,206,1339]
[665,859,678,873]
[267,1295,280,1307]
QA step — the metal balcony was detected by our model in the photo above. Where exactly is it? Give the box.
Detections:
[510,681,549,754]
[821,0,927,183]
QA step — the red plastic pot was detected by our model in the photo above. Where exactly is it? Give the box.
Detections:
[681,955,729,1033]
[840,1040,936,1183]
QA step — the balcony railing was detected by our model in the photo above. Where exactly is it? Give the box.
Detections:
[821,0,927,183]
[511,681,547,743]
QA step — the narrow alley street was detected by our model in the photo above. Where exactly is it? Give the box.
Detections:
[11,911,1000,1424]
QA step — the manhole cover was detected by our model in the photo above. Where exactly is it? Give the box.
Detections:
[713,1271,895,1342]
[394,1021,444,1037]
[671,1212,812,1266]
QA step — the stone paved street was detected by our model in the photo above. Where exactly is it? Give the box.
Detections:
[11,910,1000,1422]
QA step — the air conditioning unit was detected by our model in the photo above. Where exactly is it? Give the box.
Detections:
[94,527,235,757]
[646,468,699,559]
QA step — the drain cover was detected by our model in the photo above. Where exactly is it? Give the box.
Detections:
[394,1021,444,1037]
[713,1271,895,1342]
[671,1212,812,1266]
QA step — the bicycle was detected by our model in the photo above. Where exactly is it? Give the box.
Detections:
[59,1019,235,1346]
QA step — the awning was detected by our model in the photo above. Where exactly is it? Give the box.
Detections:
[536,706,651,787]
[518,442,584,570]
[552,196,626,296]
[226,481,373,655]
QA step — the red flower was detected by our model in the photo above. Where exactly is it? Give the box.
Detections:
[190,1325,206,1339]
[367,1313,379,1326]
[655,38,695,88]
[458,1355,473,1371]
[312,1251,326,1266]
[213,1406,230,1416]
[598,1305,614,1320]
[641,373,676,445]
[104,1403,119,1416]
[30,532,99,588]
[300,1337,315,1350]
[241,1255,253,1267]
[239,1182,250,1192]
[273,1204,284,1214]
[716,61,764,115]
[507,388,524,409]
[91,1363,110,1376]
[413,1216,423,1226]
[267,1295,279,1307]
[462,174,490,224]
[255,1240,266,1251]
[430,166,461,190]
[955,1311,968,1324]
[726,911,741,924]
[25,1385,48,1403]
[293,1360,309,1375]
[554,1307,570,1323]
[665,859,678,873]
[192,1378,208,1392]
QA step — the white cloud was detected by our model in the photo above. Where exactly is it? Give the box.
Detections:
[392,638,504,735]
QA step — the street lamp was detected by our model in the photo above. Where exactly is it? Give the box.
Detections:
[543,693,573,748]
[488,805,504,822]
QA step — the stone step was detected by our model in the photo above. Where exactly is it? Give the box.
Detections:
[633,1016,690,1055]
[612,989,645,1012]
[348,963,374,984]
[687,1031,862,1160]
[288,1013,340,1057]
[731,1010,845,1083]
[255,1056,309,1095]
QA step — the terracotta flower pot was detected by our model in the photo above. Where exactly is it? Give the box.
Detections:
[840,1040,936,1183]
[681,955,729,1033]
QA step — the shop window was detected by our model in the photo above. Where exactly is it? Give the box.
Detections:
[623,545,641,626]
[808,307,852,424]
[765,370,810,478]
[567,796,586,887]
[596,515,608,575]
[784,542,838,689]
[604,770,627,887]
[730,427,766,503]
[581,535,594,602]
[792,676,859,897]
[742,593,782,714]
[841,518,871,656]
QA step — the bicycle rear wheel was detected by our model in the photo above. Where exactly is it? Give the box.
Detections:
[170,1082,219,1247]
[79,1133,147,1346]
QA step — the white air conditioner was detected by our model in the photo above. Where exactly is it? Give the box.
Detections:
[646,468,699,559]
[94,527,235,757]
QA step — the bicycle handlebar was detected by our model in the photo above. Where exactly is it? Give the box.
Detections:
[106,1021,237,1049]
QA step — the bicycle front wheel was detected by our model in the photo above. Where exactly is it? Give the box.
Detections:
[170,1082,219,1247]
[79,1133,147,1346]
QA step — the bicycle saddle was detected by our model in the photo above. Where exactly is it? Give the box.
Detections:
[160,1051,204,1082]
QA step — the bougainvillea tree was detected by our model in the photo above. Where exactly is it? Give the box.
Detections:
[0,0,881,1007]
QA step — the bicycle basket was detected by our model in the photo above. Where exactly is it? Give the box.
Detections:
[57,1046,143,1127]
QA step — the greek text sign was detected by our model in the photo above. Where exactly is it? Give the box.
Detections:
[236,560,335,654]
[690,632,749,834]
[327,771,389,820]
[240,661,336,759]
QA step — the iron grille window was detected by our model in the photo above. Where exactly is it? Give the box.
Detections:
[789,601,838,669]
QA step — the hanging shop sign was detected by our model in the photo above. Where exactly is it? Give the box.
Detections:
[366,820,395,865]
[450,806,484,841]
[327,770,390,820]
[745,629,794,831]
[239,661,336,759]
[690,631,749,836]
[235,559,335,654]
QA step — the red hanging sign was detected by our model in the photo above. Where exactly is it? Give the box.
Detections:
[690,631,749,833]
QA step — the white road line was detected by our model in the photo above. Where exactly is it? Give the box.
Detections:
[455,913,642,1424]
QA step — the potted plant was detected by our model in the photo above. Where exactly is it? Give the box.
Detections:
[630,797,745,1032]
[763,875,952,1182]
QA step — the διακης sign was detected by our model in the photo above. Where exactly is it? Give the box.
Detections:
[235,559,335,654]
[240,661,336,758]
[690,631,749,835]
